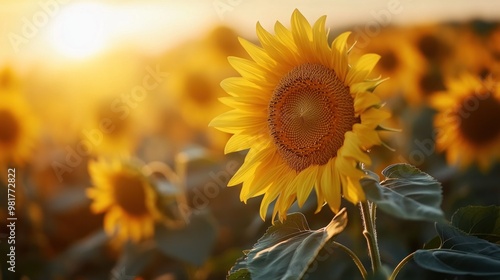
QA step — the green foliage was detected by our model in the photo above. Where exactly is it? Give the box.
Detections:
[228,209,348,280]
[49,230,109,277]
[361,163,445,222]
[451,205,500,244]
[112,243,156,280]
[228,269,252,280]
[155,211,217,266]
[414,222,500,276]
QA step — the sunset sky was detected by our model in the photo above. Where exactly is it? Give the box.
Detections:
[1,0,499,64]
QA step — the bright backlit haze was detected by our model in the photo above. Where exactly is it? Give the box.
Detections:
[49,2,110,58]
[0,0,499,63]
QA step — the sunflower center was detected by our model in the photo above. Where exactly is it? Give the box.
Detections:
[379,50,398,72]
[417,34,449,61]
[0,110,20,146]
[268,63,357,172]
[112,173,149,216]
[184,73,213,105]
[419,70,446,96]
[98,105,126,136]
[458,92,500,145]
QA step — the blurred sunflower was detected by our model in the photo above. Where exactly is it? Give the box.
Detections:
[0,66,18,89]
[442,23,498,80]
[0,92,38,168]
[351,27,425,102]
[404,24,457,105]
[489,25,500,62]
[166,32,244,151]
[82,97,140,156]
[87,159,162,242]
[431,74,500,171]
[205,25,248,60]
[210,10,390,221]
[409,24,455,66]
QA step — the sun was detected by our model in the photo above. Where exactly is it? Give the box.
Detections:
[49,2,110,59]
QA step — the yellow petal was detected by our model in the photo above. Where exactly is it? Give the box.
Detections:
[256,22,297,66]
[361,107,391,127]
[352,124,382,148]
[354,92,382,112]
[259,183,282,220]
[311,15,329,64]
[209,109,265,131]
[224,133,254,153]
[341,176,365,205]
[294,165,319,207]
[320,160,341,213]
[230,145,273,187]
[330,31,351,81]
[346,53,380,85]
[274,21,297,58]
[239,37,277,70]
[274,192,296,222]
[341,132,372,165]
[228,56,269,83]
[291,9,313,57]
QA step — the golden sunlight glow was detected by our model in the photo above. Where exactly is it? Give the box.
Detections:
[49,2,110,59]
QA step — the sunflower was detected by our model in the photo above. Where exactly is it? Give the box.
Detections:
[0,66,18,89]
[166,34,243,151]
[409,24,456,66]
[205,25,249,60]
[0,92,38,168]
[210,10,390,221]
[81,97,140,157]
[400,24,459,105]
[441,22,498,80]
[351,26,425,102]
[87,159,162,242]
[431,74,500,172]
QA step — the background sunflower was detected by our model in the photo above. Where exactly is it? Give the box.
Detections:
[0,90,38,168]
[87,159,162,242]
[431,74,500,171]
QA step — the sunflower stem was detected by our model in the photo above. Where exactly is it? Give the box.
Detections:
[359,201,382,275]
[389,252,415,280]
[332,241,368,280]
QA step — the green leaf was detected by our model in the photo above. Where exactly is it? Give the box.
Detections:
[360,163,445,222]
[228,269,252,280]
[155,211,217,266]
[48,230,109,277]
[451,205,500,244]
[112,242,156,279]
[414,223,500,276]
[228,209,348,280]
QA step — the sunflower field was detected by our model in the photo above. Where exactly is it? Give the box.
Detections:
[1,1,499,280]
